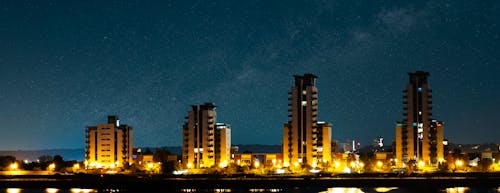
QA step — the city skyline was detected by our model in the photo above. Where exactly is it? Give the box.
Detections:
[0,1,499,150]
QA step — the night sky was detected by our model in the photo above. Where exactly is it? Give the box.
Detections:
[0,1,499,150]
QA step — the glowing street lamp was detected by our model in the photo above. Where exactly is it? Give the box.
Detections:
[10,163,18,170]
[254,161,260,168]
[48,163,56,171]
[73,163,80,172]
[376,161,383,168]
[418,161,425,168]
[455,160,463,168]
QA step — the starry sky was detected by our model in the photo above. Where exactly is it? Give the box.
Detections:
[0,0,499,150]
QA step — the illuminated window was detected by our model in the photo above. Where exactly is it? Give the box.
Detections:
[302,90,307,95]
[301,101,307,106]
[418,87,422,92]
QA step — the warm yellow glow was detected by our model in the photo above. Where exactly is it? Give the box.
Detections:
[311,162,317,168]
[377,161,383,167]
[283,162,290,167]
[73,163,80,170]
[394,159,398,163]
[187,163,193,169]
[10,163,18,170]
[324,188,364,193]
[374,187,398,193]
[46,188,59,193]
[70,188,96,193]
[293,162,299,167]
[359,162,364,168]
[350,161,356,168]
[7,188,22,193]
[48,163,56,170]
[334,161,340,168]
[418,161,425,167]
[254,161,260,168]
[219,161,228,168]
[455,160,463,167]
[438,158,445,163]
[445,187,469,193]
[272,159,277,165]
[470,162,478,167]
[147,163,154,169]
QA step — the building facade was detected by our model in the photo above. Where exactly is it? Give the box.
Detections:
[215,123,231,167]
[283,74,332,168]
[395,71,444,167]
[182,103,231,169]
[85,116,133,169]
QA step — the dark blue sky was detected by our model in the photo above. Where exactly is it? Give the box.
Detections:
[0,1,499,150]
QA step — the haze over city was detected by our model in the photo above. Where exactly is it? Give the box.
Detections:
[0,0,499,150]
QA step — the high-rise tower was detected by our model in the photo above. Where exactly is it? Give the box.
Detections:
[283,73,331,168]
[182,103,231,169]
[395,71,444,168]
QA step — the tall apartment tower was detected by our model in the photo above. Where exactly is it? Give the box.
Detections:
[182,103,231,169]
[283,74,332,168]
[395,71,444,167]
[215,123,231,167]
[85,115,133,169]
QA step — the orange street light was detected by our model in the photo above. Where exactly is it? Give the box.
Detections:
[10,163,18,170]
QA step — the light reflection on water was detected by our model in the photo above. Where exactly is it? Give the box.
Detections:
[319,187,365,193]
[6,189,22,193]
[445,187,469,193]
[2,187,500,193]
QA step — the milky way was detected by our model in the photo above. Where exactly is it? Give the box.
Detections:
[0,0,499,150]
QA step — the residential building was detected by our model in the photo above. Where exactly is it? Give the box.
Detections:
[215,123,231,167]
[283,73,332,168]
[85,115,133,169]
[182,103,231,168]
[395,71,444,167]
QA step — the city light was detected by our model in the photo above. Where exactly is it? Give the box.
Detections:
[10,163,18,170]
[48,163,56,171]
[376,161,383,167]
[219,162,228,168]
[46,188,59,193]
[455,160,463,167]
[418,161,425,167]
[6,188,22,193]
[254,161,260,168]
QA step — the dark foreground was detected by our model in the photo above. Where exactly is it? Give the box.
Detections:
[1,173,500,191]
